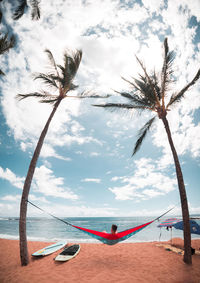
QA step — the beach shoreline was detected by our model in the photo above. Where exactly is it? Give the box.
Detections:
[0,238,200,283]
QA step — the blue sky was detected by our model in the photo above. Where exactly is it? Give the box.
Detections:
[0,0,200,217]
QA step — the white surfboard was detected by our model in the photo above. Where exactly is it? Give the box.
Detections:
[54,244,80,262]
[32,240,68,256]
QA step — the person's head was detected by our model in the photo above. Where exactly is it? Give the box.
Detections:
[111,224,118,234]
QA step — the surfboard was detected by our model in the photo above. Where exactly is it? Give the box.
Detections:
[32,240,68,256]
[54,244,80,262]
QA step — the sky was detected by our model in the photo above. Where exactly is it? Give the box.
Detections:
[0,0,200,218]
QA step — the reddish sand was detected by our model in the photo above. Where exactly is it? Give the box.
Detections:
[0,238,200,283]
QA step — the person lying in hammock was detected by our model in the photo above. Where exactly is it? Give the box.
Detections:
[103,224,118,234]
[111,224,118,234]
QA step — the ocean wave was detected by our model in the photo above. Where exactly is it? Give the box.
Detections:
[0,233,159,243]
[0,234,19,240]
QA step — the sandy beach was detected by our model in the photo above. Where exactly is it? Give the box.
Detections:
[0,238,200,283]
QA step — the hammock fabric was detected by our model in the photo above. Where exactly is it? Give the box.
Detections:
[72,221,154,245]
[27,200,174,245]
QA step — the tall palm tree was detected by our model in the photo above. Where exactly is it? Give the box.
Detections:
[0,33,15,75]
[94,38,200,264]
[13,0,40,21]
[17,49,108,266]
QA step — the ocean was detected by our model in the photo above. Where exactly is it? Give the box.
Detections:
[0,216,200,243]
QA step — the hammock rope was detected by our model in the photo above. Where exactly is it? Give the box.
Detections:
[27,200,175,245]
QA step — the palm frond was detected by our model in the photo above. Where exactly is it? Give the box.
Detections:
[132,116,156,155]
[116,89,154,109]
[16,92,46,101]
[0,9,2,23]
[57,64,69,87]
[0,33,16,55]
[40,98,59,104]
[115,90,136,101]
[161,38,175,102]
[34,73,58,89]
[0,69,5,76]
[30,0,40,20]
[13,0,27,20]
[73,49,82,72]
[135,56,160,106]
[134,77,157,105]
[44,49,60,77]
[16,91,59,105]
[167,69,200,108]
[65,50,82,80]
[75,91,111,99]
[93,103,151,113]
[122,74,160,108]
[152,71,161,100]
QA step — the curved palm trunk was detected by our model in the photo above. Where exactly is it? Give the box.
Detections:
[19,100,61,266]
[162,116,192,264]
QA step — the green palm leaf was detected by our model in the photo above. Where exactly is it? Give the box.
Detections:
[0,33,15,55]
[30,0,40,20]
[167,69,200,108]
[133,116,156,155]
[13,0,28,20]
[61,50,82,87]
[0,69,5,76]
[93,103,151,113]
[34,73,59,89]
[16,92,49,101]
[45,49,60,77]
[161,38,175,101]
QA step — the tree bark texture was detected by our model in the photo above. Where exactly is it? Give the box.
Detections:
[162,116,192,264]
[19,100,61,266]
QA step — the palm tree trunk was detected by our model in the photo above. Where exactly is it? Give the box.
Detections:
[162,116,192,264]
[19,100,61,266]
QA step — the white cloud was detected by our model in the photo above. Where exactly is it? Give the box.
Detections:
[0,201,119,217]
[109,158,177,201]
[0,195,21,201]
[81,178,101,183]
[32,165,78,200]
[0,203,16,216]
[90,152,100,157]
[40,143,71,161]
[29,194,50,204]
[39,203,119,217]
[1,0,199,163]
[141,0,165,13]
[0,167,24,189]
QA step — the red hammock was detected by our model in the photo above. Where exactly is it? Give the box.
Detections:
[27,200,174,245]
[72,221,154,245]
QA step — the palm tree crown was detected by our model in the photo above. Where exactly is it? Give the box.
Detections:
[13,0,40,21]
[0,33,16,76]
[17,49,83,103]
[94,38,200,155]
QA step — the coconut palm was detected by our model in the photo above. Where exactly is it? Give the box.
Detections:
[0,33,15,75]
[13,0,40,21]
[17,48,108,266]
[94,38,200,264]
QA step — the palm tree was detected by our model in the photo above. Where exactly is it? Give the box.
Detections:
[17,48,108,266]
[13,0,40,21]
[94,38,200,264]
[0,33,15,75]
